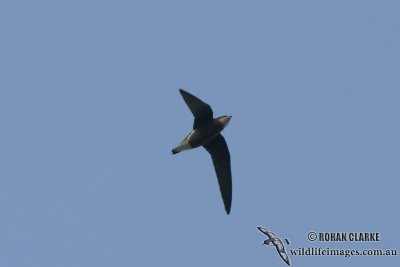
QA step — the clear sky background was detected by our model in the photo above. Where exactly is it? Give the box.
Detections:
[1,1,399,266]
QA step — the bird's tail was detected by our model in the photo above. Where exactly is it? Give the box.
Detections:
[171,140,190,154]
[171,148,180,154]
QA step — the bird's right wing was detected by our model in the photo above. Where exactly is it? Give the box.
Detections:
[179,89,214,129]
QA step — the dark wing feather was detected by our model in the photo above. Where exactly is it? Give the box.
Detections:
[203,134,232,214]
[179,89,213,129]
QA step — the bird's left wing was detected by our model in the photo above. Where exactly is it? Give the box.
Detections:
[279,251,291,266]
[257,227,269,235]
[203,134,232,214]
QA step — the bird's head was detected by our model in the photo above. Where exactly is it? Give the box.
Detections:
[263,239,272,245]
[217,115,232,127]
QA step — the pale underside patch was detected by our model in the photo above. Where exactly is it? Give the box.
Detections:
[173,129,196,152]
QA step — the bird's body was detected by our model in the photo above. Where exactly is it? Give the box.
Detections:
[172,116,231,154]
[257,227,291,266]
[172,89,233,214]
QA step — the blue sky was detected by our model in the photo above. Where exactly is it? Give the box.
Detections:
[0,1,399,266]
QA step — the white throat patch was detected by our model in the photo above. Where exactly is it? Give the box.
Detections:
[217,116,232,127]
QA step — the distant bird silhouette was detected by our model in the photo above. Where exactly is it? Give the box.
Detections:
[257,226,291,266]
[172,89,233,214]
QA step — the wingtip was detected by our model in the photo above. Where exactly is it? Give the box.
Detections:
[257,226,268,234]
[225,204,231,215]
[178,88,187,97]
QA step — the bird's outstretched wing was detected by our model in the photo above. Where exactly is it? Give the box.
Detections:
[279,251,291,266]
[257,227,272,238]
[179,89,213,129]
[203,134,232,214]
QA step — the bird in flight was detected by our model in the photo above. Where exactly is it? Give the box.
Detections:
[172,89,233,214]
[257,226,291,266]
